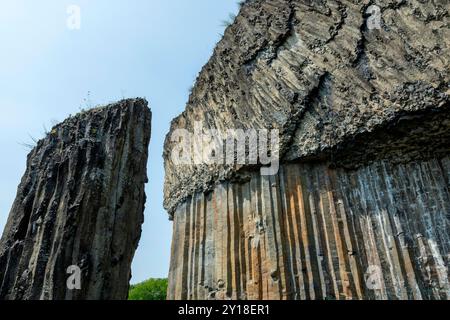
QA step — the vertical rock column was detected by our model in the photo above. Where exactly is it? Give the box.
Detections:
[167,158,450,300]
[0,98,151,300]
[164,0,450,300]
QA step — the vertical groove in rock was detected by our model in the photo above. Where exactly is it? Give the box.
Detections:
[168,158,450,300]
[0,98,151,300]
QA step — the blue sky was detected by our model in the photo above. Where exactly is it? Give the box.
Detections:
[0,0,240,283]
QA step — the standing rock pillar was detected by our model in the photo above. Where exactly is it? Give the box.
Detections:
[0,98,151,300]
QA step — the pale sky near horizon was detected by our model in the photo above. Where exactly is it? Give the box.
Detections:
[0,0,240,284]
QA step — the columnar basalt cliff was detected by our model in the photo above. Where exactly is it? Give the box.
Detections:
[0,99,151,300]
[164,0,450,300]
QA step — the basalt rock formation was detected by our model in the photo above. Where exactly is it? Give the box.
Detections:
[0,98,151,300]
[165,0,450,299]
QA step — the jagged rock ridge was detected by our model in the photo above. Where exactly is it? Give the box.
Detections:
[165,0,450,300]
[0,98,151,300]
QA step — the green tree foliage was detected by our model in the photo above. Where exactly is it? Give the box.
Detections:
[128,278,168,300]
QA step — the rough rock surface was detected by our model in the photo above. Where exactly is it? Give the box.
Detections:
[0,99,151,300]
[165,0,450,299]
[168,156,450,300]
[164,0,450,215]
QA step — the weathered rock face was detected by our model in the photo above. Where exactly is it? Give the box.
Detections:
[0,98,151,300]
[168,156,450,300]
[165,0,450,299]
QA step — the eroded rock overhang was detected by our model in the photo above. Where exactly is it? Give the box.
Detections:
[163,0,450,217]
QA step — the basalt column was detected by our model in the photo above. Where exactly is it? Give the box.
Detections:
[0,98,151,300]
[164,0,450,300]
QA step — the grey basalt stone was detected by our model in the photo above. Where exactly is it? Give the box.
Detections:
[163,0,450,216]
[0,98,151,300]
